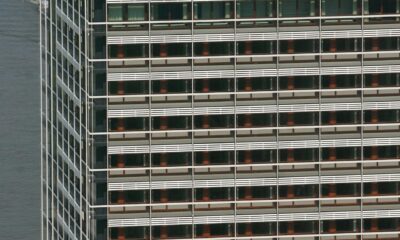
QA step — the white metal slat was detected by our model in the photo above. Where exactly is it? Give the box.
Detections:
[107,101,400,118]
[108,173,400,191]
[107,65,400,81]
[107,29,400,44]
[107,210,400,227]
[108,138,400,154]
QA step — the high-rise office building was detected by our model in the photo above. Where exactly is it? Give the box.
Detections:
[41,0,400,239]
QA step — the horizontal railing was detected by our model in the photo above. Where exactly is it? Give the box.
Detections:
[108,29,400,44]
[107,137,400,154]
[107,64,400,81]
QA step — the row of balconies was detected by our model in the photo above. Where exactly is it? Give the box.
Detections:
[106,0,398,23]
[105,25,400,44]
[106,165,400,179]
[107,74,400,96]
[110,218,400,240]
[109,182,400,205]
[109,146,399,168]
[108,38,400,59]
[108,110,399,131]
[103,58,400,82]
[105,94,400,107]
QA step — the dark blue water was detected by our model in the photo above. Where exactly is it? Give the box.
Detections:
[0,0,40,239]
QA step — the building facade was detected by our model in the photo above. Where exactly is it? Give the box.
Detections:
[41,0,400,239]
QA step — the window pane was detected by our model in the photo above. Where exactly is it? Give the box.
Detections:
[238,1,253,18]
[108,5,123,21]
[212,2,225,19]
[297,0,311,16]
[324,0,354,15]
[127,5,145,21]
[340,0,354,15]
[256,0,272,17]
[152,3,187,20]
[195,2,230,19]
[280,0,297,17]
[281,0,312,17]
[325,0,339,15]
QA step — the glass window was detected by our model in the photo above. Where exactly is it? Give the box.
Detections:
[238,0,253,18]
[108,5,123,21]
[280,0,315,17]
[127,5,145,21]
[237,0,273,18]
[323,0,357,15]
[152,3,189,20]
[195,2,232,19]
[367,0,397,14]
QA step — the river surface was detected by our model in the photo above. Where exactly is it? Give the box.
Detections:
[0,0,40,239]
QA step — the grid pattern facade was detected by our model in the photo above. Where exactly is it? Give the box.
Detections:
[41,0,400,239]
